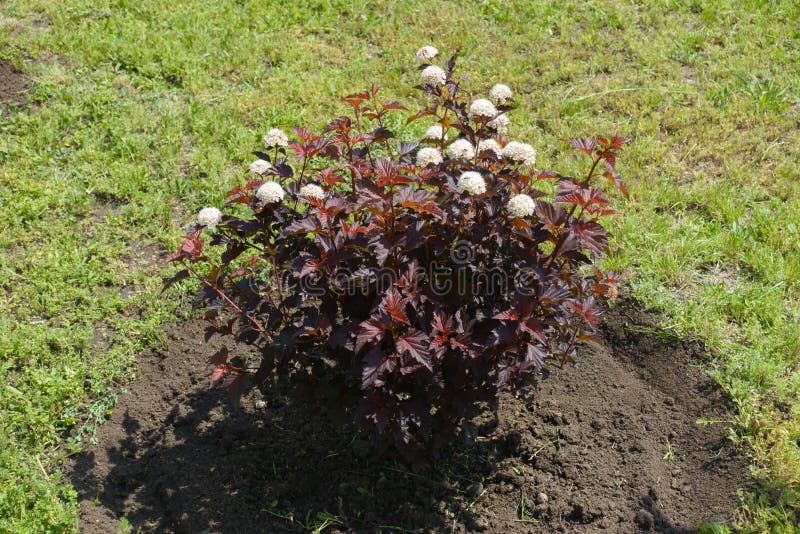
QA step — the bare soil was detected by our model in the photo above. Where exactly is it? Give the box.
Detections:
[0,59,29,108]
[70,297,752,533]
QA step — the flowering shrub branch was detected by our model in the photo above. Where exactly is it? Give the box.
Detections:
[163,47,629,461]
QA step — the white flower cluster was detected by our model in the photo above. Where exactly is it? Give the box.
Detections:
[255,181,285,204]
[469,98,497,120]
[489,83,513,104]
[298,183,325,201]
[477,138,503,156]
[263,128,288,148]
[416,147,443,166]
[507,194,536,217]
[457,171,487,195]
[416,45,438,62]
[446,138,475,160]
[249,159,270,174]
[197,207,222,229]
[421,65,446,85]
[424,124,447,141]
[487,113,510,134]
[502,141,537,167]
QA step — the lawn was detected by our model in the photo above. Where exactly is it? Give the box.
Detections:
[0,0,798,531]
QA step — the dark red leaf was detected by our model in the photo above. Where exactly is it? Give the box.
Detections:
[292,127,312,142]
[292,252,324,277]
[223,373,248,406]
[556,183,610,210]
[285,217,322,235]
[565,137,596,155]
[603,164,629,199]
[570,297,600,329]
[362,347,396,388]
[380,287,410,325]
[227,266,248,281]
[520,317,546,343]
[597,149,616,167]
[406,106,436,124]
[324,115,352,133]
[492,309,519,320]
[340,219,366,239]
[160,251,183,262]
[207,347,229,387]
[356,317,387,353]
[344,90,371,101]
[396,329,432,371]
[397,261,424,302]
[535,201,568,232]
[608,135,631,149]
[431,310,453,335]
[371,127,395,144]
[571,220,608,256]
[382,100,408,111]
[525,344,546,371]
[225,185,250,204]
[450,331,477,358]
[536,169,566,180]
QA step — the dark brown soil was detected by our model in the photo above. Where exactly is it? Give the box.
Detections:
[0,59,30,108]
[70,298,753,533]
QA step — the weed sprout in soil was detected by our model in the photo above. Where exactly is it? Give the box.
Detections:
[163,47,630,463]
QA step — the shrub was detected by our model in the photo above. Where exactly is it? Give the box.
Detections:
[163,47,629,462]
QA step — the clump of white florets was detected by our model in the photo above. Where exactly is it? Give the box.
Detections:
[457,171,487,195]
[197,207,222,229]
[469,98,497,120]
[446,138,476,160]
[416,45,438,62]
[487,113,510,134]
[255,181,285,203]
[507,194,536,218]
[249,159,270,174]
[502,141,537,167]
[421,65,446,85]
[489,84,513,104]
[298,183,325,201]
[477,138,503,156]
[263,128,288,148]
[424,124,447,141]
[416,147,443,167]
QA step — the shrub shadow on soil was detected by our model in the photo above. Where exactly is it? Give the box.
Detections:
[70,297,753,533]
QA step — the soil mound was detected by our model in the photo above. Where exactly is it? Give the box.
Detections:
[0,60,29,108]
[71,298,752,533]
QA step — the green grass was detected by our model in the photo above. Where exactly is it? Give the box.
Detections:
[0,0,798,531]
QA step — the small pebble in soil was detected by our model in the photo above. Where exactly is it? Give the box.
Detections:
[466,481,484,498]
[536,492,549,504]
[473,517,490,531]
[458,422,478,446]
[499,482,514,494]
